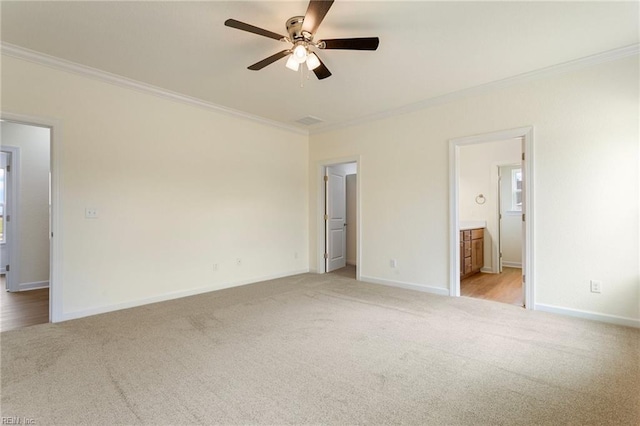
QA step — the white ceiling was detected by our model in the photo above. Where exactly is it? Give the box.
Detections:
[1,1,638,132]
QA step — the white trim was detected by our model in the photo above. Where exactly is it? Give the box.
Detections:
[0,146,20,293]
[360,275,449,296]
[18,280,49,291]
[536,303,640,329]
[0,42,307,136]
[502,261,522,268]
[0,112,63,323]
[310,44,639,134]
[60,269,309,322]
[315,156,361,280]
[3,41,636,138]
[449,126,535,310]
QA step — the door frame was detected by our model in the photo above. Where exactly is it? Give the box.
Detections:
[448,127,534,309]
[325,165,347,272]
[1,111,63,323]
[0,146,20,290]
[315,156,361,278]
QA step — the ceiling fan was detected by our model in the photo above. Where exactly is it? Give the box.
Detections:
[224,0,379,80]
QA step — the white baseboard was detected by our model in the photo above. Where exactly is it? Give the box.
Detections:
[346,260,357,266]
[18,280,49,291]
[60,269,309,322]
[535,303,640,328]
[502,261,522,268]
[359,275,449,296]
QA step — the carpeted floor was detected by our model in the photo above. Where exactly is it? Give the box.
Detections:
[1,272,639,425]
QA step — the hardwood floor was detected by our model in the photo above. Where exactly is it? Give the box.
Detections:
[461,267,524,307]
[0,275,49,332]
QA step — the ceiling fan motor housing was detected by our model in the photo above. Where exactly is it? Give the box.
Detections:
[286,16,313,42]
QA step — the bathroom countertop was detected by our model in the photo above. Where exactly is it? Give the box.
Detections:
[460,220,486,230]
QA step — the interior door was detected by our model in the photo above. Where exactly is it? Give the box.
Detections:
[520,141,526,307]
[326,166,347,272]
[0,152,10,287]
[497,166,503,274]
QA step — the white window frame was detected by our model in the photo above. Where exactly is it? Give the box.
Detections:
[511,168,523,212]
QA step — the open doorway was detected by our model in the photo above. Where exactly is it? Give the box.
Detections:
[449,127,534,309]
[315,157,360,279]
[324,162,357,279]
[0,120,52,331]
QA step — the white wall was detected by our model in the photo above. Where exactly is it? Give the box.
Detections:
[1,55,309,319]
[309,56,639,322]
[346,174,357,265]
[459,138,521,271]
[1,121,51,288]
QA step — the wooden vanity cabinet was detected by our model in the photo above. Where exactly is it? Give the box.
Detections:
[460,228,484,278]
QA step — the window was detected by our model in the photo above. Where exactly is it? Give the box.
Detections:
[511,168,522,211]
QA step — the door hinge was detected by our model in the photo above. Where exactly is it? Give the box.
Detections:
[522,153,525,161]
[500,252,503,258]
[6,165,10,172]
[499,213,502,220]
[523,274,526,283]
[323,175,328,182]
[324,214,328,221]
[324,253,328,259]
[522,214,525,222]
[6,215,10,222]
[5,265,9,272]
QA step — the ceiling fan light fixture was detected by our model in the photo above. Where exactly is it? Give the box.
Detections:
[293,44,308,63]
[285,55,300,71]
[306,52,321,70]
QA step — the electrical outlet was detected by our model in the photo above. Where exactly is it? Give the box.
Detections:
[213,264,218,271]
[85,208,98,219]
[590,280,602,293]
[294,251,298,259]
[390,259,397,268]
[236,258,242,266]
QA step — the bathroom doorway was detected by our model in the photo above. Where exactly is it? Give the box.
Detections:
[449,127,534,308]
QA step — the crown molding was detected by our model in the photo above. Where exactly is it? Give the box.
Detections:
[3,42,637,137]
[0,42,308,136]
[310,43,640,135]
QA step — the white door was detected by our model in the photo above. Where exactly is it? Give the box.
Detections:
[499,164,523,270]
[326,166,347,272]
[520,142,527,307]
[0,152,10,288]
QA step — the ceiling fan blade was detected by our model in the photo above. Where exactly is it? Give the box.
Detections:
[224,19,285,41]
[320,37,380,50]
[301,0,335,35]
[312,55,332,80]
[248,50,291,71]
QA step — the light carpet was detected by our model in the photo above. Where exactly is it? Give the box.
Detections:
[1,272,639,425]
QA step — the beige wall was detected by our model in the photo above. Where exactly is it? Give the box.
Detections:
[2,52,638,325]
[309,56,639,321]
[1,121,51,287]
[1,55,309,318]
